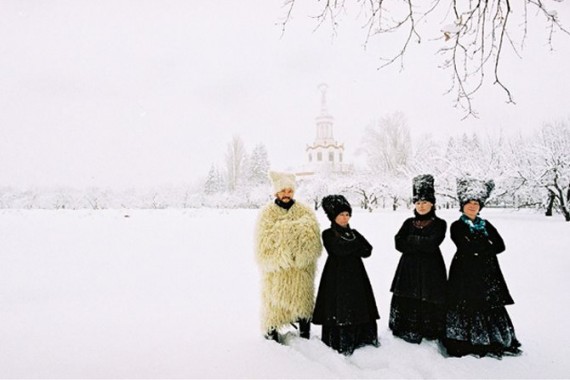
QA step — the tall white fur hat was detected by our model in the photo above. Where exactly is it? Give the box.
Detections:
[269,171,296,194]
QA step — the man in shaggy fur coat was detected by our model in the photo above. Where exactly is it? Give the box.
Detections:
[255,171,322,343]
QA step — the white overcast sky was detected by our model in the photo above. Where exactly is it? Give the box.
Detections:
[1,1,569,190]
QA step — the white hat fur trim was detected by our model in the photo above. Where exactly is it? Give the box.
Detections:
[269,171,296,194]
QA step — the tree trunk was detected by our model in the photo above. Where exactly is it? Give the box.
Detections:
[545,191,555,217]
[562,208,570,222]
[370,195,378,212]
[561,187,570,222]
[356,189,370,212]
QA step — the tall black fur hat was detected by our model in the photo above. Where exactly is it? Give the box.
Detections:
[456,177,495,210]
[321,194,352,222]
[412,174,436,204]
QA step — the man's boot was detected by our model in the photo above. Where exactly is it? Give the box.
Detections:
[264,328,279,343]
[299,319,311,339]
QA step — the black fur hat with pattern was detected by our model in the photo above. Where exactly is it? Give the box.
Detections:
[322,194,352,222]
[456,177,495,210]
[412,174,436,204]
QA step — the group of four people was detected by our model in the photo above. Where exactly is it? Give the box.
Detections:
[255,171,522,358]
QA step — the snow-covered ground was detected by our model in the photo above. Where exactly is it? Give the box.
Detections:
[0,207,568,379]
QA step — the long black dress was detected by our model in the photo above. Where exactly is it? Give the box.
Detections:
[444,215,522,358]
[312,223,380,355]
[389,209,447,343]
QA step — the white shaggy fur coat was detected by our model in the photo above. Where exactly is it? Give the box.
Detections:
[255,201,322,332]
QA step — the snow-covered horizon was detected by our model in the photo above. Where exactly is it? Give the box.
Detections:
[0,207,567,378]
[2,2,570,190]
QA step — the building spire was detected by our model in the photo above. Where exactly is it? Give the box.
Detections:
[318,83,329,115]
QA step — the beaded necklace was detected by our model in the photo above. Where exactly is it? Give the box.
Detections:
[339,230,356,241]
[333,223,356,241]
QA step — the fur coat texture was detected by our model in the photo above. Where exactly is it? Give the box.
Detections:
[255,201,322,332]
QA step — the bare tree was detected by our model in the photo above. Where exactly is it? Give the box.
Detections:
[225,135,247,192]
[281,0,569,118]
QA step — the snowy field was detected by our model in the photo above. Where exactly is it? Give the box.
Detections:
[0,207,568,379]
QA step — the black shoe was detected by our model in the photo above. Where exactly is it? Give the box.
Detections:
[264,329,279,343]
[485,351,503,360]
[503,347,523,357]
[298,319,310,339]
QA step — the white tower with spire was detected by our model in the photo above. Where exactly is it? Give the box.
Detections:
[305,84,345,172]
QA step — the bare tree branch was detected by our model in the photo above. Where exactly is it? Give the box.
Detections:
[281,0,570,118]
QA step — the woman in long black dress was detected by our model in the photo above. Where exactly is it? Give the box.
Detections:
[444,177,522,358]
[312,195,380,355]
[389,174,447,343]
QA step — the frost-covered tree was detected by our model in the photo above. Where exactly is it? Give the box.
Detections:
[410,133,443,175]
[143,190,167,209]
[477,132,512,206]
[246,143,271,186]
[298,173,353,210]
[345,171,385,212]
[359,112,412,210]
[0,187,18,209]
[225,135,247,192]
[362,111,412,178]
[434,131,512,208]
[442,133,485,178]
[204,164,225,195]
[526,120,570,221]
[300,174,330,210]
[84,187,113,209]
[53,189,73,209]
[501,133,538,208]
